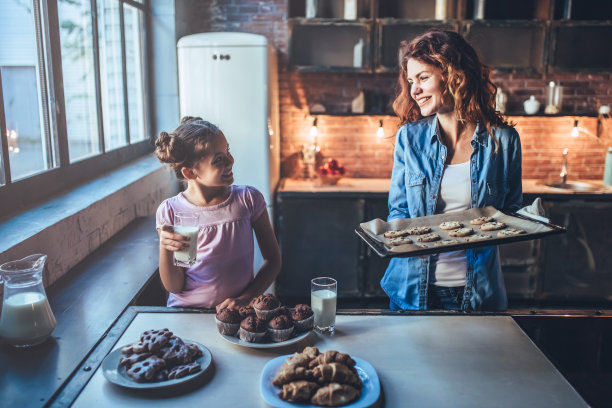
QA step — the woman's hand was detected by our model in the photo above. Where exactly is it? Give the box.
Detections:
[159,225,190,252]
[216,296,251,312]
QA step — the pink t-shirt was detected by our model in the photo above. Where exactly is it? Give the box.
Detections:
[156,185,267,308]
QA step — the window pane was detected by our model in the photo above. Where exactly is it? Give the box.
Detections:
[98,0,127,151]
[124,4,146,143]
[58,0,101,162]
[0,2,49,180]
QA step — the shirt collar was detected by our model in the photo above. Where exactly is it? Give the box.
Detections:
[429,115,489,147]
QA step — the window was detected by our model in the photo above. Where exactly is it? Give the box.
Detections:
[0,0,150,216]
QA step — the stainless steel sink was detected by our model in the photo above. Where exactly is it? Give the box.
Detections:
[544,181,600,192]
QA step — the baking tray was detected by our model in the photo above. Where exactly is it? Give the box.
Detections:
[355,206,566,258]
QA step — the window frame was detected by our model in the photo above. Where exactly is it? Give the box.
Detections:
[0,0,152,217]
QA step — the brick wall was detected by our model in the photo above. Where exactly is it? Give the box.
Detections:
[175,0,612,181]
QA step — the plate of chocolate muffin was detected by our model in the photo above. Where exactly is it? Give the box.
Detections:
[215,294,314,349]
[101,328,212,389]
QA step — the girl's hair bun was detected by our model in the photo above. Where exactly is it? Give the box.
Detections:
[180,116,203,125]
[154,131,186,165]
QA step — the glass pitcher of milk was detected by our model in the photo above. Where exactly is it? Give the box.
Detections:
[0,254,57,347]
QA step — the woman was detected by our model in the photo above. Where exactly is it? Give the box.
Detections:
[381,30,522,311]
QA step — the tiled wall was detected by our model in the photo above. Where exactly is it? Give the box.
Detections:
[175,0,612,181]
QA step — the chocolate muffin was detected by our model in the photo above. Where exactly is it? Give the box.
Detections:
[239,315,267,343]
[215,308,241,336]
[238,305,256,320]
[252,293,280,321]
[274,306,293,319]
[267,314,294,342]
[291,304,314,332]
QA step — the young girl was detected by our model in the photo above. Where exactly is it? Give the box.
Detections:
[154,116,281,311]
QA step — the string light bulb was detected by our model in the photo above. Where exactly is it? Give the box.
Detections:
[570,119,579,138]
[376,120,384,139]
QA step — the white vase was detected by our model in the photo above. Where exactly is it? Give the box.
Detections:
[523,95,540,115]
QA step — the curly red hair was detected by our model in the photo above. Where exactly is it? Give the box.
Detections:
[392,30,511,150]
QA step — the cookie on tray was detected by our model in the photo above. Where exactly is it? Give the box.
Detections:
[480,221,506,231]
[440,221,462,230]
[416,233,441,242]
[497,228,526,237]
[406,226,432,235]
[387,236,413,246]
[449,228,474,237]
[434,239,460,247]
[464,234,492,242]
[470,216,494,225]
[383,229,410,238]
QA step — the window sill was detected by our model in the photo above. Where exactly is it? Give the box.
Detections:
[0,154,178,289]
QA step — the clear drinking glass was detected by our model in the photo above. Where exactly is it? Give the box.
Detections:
[173,212,199,266]
[311,277,337,333]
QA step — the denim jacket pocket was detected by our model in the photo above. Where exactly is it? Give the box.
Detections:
[405,172,426,215]
[485,181,507,208]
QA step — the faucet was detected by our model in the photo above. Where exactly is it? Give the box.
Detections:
[560,148,568,184]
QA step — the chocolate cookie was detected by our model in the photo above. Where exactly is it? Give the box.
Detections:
[470,216,494,225]
[416,233,441,242]
[405,226,432,235]
[497,228,526,237]
[480,221,506,231]
[126,355,166,382]
[387,236,413,246]
[440,221,462,230]
[168,362,201,379]
[119,352,152,367]
[121,341,148,355]
[140,328,173,352]
[449,227,474,237]
[464,234,492,242]
[383,229,410,238]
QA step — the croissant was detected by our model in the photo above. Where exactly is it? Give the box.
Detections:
[310,383,361,407]
[272,365,314,387]
[278,380,320,402]
[302,346,320,360]
[312,363,362,388]
[281,351,312,371]
[308,350,356,371]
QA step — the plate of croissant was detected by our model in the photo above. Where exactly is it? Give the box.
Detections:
[260,347,380,407]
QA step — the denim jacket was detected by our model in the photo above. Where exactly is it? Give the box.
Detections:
[381,115,522,311]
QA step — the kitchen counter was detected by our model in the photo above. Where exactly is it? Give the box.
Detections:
[278,177,612,198]
[50,307,587,407]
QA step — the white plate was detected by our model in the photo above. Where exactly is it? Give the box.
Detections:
[101,340,212,389]
[259,355,381,408]
[218,330,312,349]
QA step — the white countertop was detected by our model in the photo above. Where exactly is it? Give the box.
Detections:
[71,312,587,408]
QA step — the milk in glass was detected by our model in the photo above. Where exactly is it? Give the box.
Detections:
[311,289,337,330]
[173,225,199,264]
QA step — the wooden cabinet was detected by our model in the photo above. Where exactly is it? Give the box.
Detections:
[287,0,612,73]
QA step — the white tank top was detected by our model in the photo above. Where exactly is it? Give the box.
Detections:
[433,160,470,287]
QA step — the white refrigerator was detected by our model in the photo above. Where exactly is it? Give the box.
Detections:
[177,32,280,275]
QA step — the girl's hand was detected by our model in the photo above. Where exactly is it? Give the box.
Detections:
[159,225,190,252]
[216,296,251,312]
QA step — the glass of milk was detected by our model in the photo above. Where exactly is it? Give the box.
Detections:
[311,277,337,334]
[173,212,199,266]
[0,254,57,347]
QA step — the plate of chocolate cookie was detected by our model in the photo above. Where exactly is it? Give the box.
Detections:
[260,347,380,408]
[101,328,212,389]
